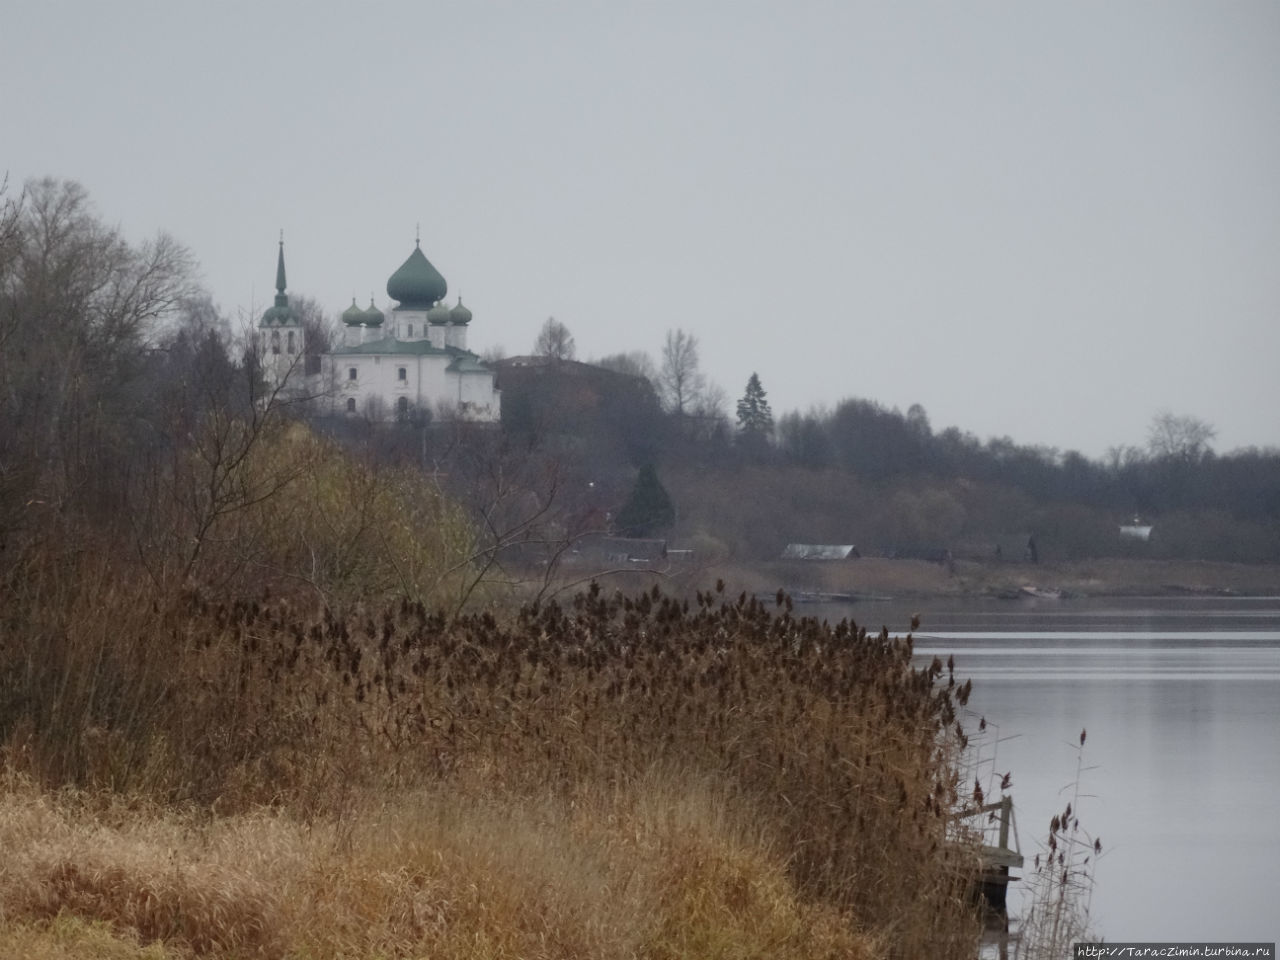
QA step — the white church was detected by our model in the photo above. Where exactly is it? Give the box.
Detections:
[257,238,501,422]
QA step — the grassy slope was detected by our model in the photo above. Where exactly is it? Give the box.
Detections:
[0,773,876,960]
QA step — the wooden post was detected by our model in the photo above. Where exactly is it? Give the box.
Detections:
[999,795,1012,852]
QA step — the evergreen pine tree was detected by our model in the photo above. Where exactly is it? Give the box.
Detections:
[736,372,774,437]
[615,464,676,536]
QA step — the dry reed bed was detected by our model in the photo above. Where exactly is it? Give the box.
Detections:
[0,772,879,959]
[2,568,985,957]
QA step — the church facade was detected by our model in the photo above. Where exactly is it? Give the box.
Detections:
[257,239,501,422]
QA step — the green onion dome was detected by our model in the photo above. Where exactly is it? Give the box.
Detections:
[342,297,365,326]
[449,297,472,325]
[362,296,385,327]
[386,242,447,308]
[427,301,452,325]
[261,299,295,325]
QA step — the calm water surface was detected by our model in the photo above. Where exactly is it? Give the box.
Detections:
[809,596,1280,943]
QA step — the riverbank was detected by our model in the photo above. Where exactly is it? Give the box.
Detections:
[0,573,985,959]
[639,557,1280,604]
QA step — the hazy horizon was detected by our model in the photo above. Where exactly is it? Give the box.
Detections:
[4,1,1277,458]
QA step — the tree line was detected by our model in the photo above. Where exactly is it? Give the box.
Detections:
[0,177,504,609]
[5,176,1275,586]
[519,317,1279,562]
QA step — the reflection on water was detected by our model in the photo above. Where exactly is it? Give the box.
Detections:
[808,596,1280,943]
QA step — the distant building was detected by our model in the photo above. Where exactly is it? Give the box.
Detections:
[887,544,954,565]
[570,536,669,567]
[781,544,860,561]
[1119,518,1153,541]
[256,237,500,421]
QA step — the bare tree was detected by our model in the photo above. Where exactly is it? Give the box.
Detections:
[0,176,23,352]
[0,177,195,543]
[658,328,705,415]
[291,293,339,370]
[906,403,932,438]
[534,316,576,360]
[417,421,617,615]
[596,350,657,383]
[1104,444,1146,472]
[1147,411,1216,463]
[126,312,324,590]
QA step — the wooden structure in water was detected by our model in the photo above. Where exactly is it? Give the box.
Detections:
[956,795,1024,915]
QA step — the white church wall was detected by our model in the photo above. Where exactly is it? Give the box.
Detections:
[327,351,498,422]
[458,373,501,420]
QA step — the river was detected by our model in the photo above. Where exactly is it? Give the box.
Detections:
[806,595,1280,944]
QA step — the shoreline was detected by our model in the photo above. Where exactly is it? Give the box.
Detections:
[560,557,1280,604]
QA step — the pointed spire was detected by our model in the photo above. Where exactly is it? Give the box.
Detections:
[260,232,295,327]
[275,232,287,295]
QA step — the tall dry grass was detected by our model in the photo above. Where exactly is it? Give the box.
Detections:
[1,547,986,957]
[0,770,879,959]
[1012,733,1102,958]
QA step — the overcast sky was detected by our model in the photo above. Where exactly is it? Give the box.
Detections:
[4,1,1277,457]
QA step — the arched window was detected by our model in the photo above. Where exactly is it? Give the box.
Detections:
[270,330,280,355]
[287,330,295,354]
[346,397,356,413]
[348,367,357,381]
[397,396,409,415]
[407,324,414,337]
